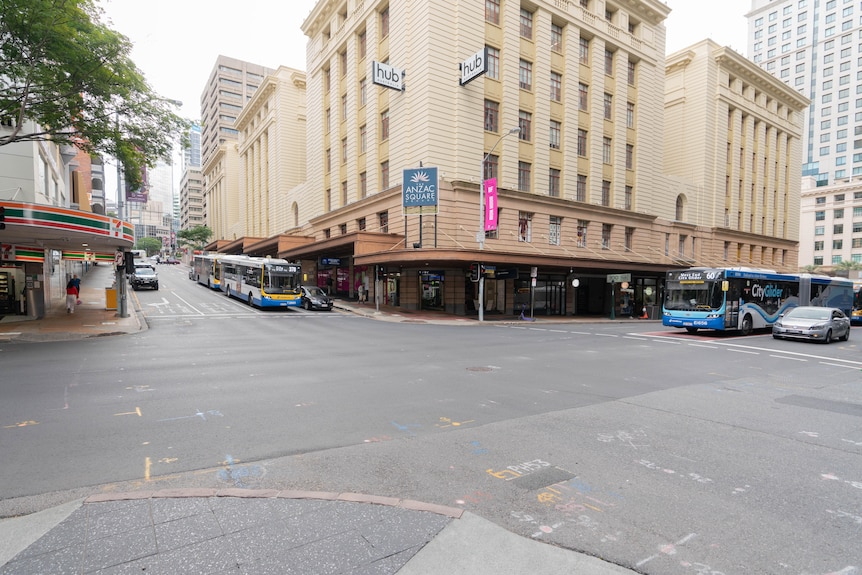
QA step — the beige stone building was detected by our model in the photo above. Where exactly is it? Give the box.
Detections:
[663,39,808,270]
[208,0,808,318]
[235,66,307,238]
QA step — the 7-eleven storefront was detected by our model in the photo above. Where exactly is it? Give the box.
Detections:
[0,201,133,317]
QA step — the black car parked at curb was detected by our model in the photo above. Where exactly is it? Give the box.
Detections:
[301,285,333,310]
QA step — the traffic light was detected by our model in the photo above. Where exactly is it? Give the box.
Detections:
[124,252,135,275]
[376,265,385,281]
[469,262,480,282]
[0,206,5,230]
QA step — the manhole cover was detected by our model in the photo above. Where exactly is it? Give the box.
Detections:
[466,366,494,372]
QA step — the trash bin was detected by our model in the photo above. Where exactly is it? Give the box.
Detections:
[105,287,117,311]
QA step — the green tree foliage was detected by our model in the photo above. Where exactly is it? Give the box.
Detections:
[0,0,190,189]
[135,237,162,257]
[834,260,862,271]
[799,264,820,274]
[176,225,213,250]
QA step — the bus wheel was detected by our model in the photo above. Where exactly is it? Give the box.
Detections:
[741,315,753,336]
[685,327,698,334]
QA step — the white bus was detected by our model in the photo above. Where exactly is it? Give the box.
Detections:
[219,255,302,308]
[192,253,222,290]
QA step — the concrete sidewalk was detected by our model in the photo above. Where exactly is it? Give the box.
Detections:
[0,489,638,575]
[0,263,143,342]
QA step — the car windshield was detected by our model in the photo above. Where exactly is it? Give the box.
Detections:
[305,287,326,297]
[135,268,156,277]
[787,307,829,320]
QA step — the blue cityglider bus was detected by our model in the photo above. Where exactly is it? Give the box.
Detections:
[219,255,302,308]
[663,267,854,335]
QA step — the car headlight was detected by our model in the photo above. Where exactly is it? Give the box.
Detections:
[810,323,827,330]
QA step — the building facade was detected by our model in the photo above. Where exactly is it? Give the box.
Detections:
[234,66,307,238]
[664,40,807,270]
[748,0,862,187]
[798,175,862,269]
[180,167,205,230]
[208,0,807,318]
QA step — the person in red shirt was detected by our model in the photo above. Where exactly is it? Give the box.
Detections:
[65,278,79,313]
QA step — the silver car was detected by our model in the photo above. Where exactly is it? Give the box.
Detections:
[772,306,850,343]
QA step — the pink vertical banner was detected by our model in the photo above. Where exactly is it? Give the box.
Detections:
[484,178,498,231]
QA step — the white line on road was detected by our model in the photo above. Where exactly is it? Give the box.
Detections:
[687,344,719,349]
[770,355,807,361]
[728,349,759,355]
[820,361,860,369]
[170,292,206,315]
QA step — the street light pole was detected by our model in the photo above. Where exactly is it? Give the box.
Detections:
[478,126,520,322]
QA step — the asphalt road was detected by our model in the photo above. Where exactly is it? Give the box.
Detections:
[1,264,860,574]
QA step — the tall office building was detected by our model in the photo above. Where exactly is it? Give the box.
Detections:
[748,0,862,269]
[200,56,275,168]
[748,0,861,186]
[200,56,274,240]
[184,124,202,170]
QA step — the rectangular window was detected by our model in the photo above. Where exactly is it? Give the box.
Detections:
[359,78,367,106]
[341,181,348,206]
[626,102,634,128]
[341,94,347,119]
[549,168,561,197]
[814,241,824,251]
[518,212,533,242]
[579,37,589,64]
[379,211,388,233]
[357,217,366,231]
[518,110,531,141]
[358,31,367,59]
[604,49,614,75]
[551,23,563,52]
[381,160,389,189]
[360,171,367,198]
[545,216,562,247]
[484,154,498,180]
[341,138,348,163]
[340,51,348,77]
[518,161,532,192]
[485,0,500,24]
[835,223,844,234]
[578,83,589,110]
[576,175,587,202]
[603,93,612,119]
[627,60,636,85]
[602,137,612,163]
[486,46,500,80]
[624,185,633,210]
[601,180,611,206]
[602,223,612,248]
[625,227,634,251]
[577,129,588,156]
[577,220,588,247]
[550,72,562,102]
[549,120,561,150]
[484,100,499,132]
[359,124,367,154]
[626,144,634,169]
[380,7,389,37]
[380,109,389,140]
[520,9,533,39]
[519,60,533,90]
[834,239,844,249]
[325,148,331,172]
[815,210,825,220]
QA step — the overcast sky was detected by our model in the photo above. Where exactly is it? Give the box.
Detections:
[97,0,752,121]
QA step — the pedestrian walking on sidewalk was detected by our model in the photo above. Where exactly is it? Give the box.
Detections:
[65,277,79,313]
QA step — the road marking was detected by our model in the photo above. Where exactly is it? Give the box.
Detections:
[771,355,807,361]
[820,361,859,369]
[114,407,142,417]
[687,344,719,349]
[170,292,206,315]
[145,457,151,481]
[728,349,759,355]
[595,333,618,338]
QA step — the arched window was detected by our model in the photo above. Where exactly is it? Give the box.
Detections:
[675,194,686,221]
[292,202,299,228]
